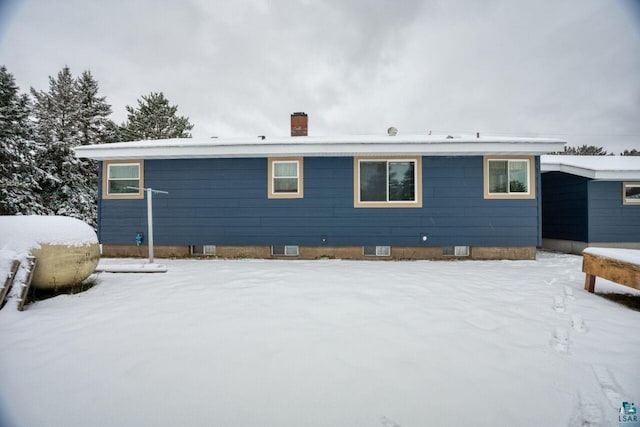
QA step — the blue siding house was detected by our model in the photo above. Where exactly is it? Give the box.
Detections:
[541,155,640,254]
[75,114,565,260]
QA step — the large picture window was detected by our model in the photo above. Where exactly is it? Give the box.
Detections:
[102,160,144,199]
[623,182,640,205]
[354,157,422,207]
[268,157,303,199]
[484,156,535,199]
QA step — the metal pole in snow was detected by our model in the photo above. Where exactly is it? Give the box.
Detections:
[147,187,154,264]
[127,186,168,265]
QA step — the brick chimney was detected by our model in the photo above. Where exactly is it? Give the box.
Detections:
[291,112,308,137]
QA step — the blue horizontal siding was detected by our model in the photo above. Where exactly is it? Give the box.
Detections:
[588,180,640,242]
[98,156,540,247]
[541,172,588,242]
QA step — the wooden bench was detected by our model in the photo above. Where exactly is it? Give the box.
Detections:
[582,251,640,293]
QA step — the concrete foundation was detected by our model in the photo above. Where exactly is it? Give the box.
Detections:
[541,239,640,255]
[101,244,537,260]
[101,245,191,258]
[469,246,537,260]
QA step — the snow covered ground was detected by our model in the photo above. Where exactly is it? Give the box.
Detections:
[1,252,639,427]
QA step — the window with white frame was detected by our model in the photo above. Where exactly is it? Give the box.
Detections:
[354,157,422,207]
[191,245,216,256]
[443,246,470,257]
[268,158,303,199]
[103,160,144,199]
[272,245,299,256]
[623,182,640,205]
[363,246,391,256]
[484,156,535,199]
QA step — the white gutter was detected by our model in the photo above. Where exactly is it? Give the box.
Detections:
[75,136,566,160]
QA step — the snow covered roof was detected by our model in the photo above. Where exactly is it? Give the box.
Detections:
[74,134,566,160]
[541,155,640,180]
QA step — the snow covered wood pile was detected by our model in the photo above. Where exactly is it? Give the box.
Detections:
[582,248,640,293]
[0,216,100,296]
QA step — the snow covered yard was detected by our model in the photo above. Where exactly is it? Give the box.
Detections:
[1,252,639,427]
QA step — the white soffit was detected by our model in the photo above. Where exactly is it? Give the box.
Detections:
[74,135,567,160]
[541,155,640,180]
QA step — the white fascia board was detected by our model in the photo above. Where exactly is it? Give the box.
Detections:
[74,139,566,160]
[593,171,640,180]
[541,163,640,180]
[540,163,597,178]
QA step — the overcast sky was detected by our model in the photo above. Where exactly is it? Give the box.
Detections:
[1,0,639,152]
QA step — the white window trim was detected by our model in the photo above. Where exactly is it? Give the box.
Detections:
[354,156,422,208]
[268,157,303,199]
[102,160,144,200]
[623,182,640,205]
[483,155,536,200]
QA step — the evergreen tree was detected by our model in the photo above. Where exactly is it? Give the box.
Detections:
[73,70,117,223]
[621,149,639,156]
[31,66,81,215]
[558,145,608,155]
[121,92,193,141]
[76,70,114,146]
[30,66,113,227]
[0,66,45,215]
[104,120,124,143]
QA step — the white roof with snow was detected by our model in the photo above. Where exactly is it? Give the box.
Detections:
[74,134,566,160]
[541,155,640,180]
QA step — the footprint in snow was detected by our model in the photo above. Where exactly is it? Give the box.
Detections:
[551,327,569,353]
[544,278,558,286]
[592,366,624,410]
[568,393,602,427]
[553,295,566,313]
[571,314,587,333]
[579,403,603,427]
[564,286,575,300]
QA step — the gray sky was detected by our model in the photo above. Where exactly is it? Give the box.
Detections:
[1,0,639,152]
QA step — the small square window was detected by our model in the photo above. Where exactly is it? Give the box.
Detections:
[484,156,535,199]
[103,160,144,199]
[488,159,529,194]
[268,158,303,199]
[623,182,640,205]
